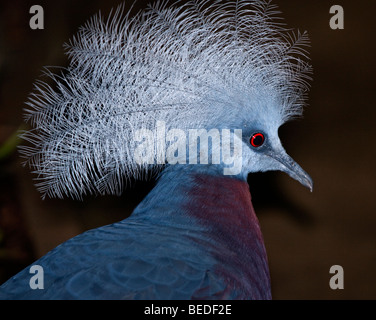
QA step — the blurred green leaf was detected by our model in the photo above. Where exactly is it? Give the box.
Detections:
[0,125,25,160]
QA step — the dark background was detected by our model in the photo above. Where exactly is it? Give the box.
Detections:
[0,0,375,299]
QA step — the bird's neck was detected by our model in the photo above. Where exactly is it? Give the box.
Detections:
[133,165,264,236]
[134,167,270,299]
[132,165,271,298]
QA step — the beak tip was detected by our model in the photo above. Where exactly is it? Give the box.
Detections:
[305,177,313,192]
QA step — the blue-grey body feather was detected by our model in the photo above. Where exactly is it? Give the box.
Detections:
[1,166,271,299]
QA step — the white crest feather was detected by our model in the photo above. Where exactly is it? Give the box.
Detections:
[20,0,312,199]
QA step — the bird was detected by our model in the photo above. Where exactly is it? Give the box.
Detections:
[0,0,312,299]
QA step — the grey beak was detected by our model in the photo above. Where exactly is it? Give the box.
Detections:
[266,149,313,192]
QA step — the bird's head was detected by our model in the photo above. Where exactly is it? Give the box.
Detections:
[20,1,313,199]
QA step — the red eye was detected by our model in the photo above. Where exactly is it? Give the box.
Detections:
[250,133,265,148]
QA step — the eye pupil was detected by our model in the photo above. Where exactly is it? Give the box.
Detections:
[250,133,265,147]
